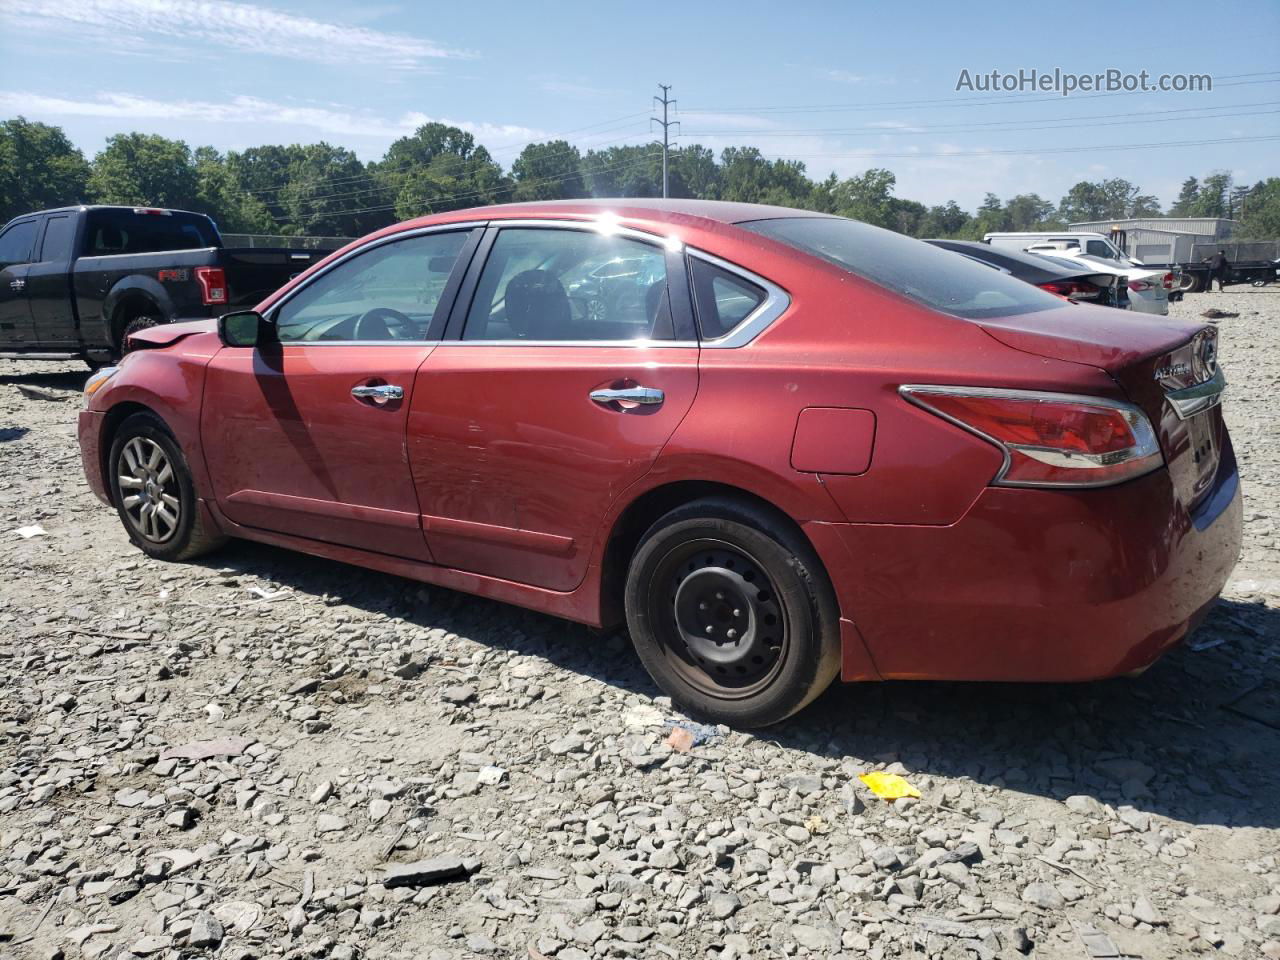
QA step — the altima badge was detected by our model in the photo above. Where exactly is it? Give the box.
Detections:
[1154,362,1190,381]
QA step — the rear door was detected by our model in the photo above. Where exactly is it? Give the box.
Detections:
[26,212,78,345]
[409,223,699,591]
[201,226,480,559]
[0,218,38,346]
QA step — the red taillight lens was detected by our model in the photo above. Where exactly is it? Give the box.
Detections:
[1037,280,1101,301]
[1163,272,1174,290]
[901,386,1163,487]
[1128,279,1153,292]
[195,266,227,305]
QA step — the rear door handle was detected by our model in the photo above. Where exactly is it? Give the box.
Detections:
[9,279,24,291]
[351,384,404,405]
[590,386,664,407]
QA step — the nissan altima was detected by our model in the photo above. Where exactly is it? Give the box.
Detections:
[78,200,1241,727]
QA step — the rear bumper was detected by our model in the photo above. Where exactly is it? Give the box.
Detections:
[78,410,112,507]
[808,447,1242,683]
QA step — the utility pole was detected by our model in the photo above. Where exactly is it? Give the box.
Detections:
[651,84,679,198]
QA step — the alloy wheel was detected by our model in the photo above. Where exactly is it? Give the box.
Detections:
[117,436,180,543]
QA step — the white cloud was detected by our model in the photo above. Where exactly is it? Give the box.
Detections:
[822,69,895,86]
[0,0,473,71]
[0,91,554,151]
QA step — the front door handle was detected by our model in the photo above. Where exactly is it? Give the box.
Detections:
[590,386,665,407]
[351,384,404,405]
[9,279,24,291]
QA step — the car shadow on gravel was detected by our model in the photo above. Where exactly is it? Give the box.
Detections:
[0,367,89,391]
[205,540,1279,831]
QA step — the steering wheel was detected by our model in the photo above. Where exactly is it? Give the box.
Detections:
[353,307,414,341]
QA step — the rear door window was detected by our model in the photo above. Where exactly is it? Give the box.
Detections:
[38,215,76,262]
[462,228,673,341]
[0,220,38,267]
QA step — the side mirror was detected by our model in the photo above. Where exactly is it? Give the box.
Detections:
[217,309,268,347]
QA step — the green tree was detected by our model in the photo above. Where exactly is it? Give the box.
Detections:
[1005,193,1056,231]
[1058,178,1158,223]
[1170,177,1200,216]
[669,145,721,200]
[1239,178,1280,239]
[581,144,663,197]
[89,133,199,209]
[511,141,585,201]
[971,193,1012,236]
[1189,171,1232,218]
[378,123,510,219]
[917,201,971,238]
[718,148,812,208]
[278,143,388,236]
[826,168,898,227]
[192,146,273,234]
[0,117,91,222]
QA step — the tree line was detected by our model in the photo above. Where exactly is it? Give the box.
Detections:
[3,116,1278,242]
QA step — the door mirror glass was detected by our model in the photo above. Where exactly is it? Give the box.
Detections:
[218,310,266,347]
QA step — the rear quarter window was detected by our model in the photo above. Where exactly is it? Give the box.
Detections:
[743,217,1063,319]
[84,211,217,256]
[689,259,766,339]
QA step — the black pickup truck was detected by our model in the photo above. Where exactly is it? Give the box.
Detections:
[0,205,331,365]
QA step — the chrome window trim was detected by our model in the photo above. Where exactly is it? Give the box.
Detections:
[687,249,791,349]
[265,221,486,344]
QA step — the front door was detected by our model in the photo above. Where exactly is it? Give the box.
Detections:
[410,224,699,591]
[201,228,477,559]
[26,213,78,345]
[0,218,38,347]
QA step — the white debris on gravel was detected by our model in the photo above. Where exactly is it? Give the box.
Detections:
[1,288,1278,960]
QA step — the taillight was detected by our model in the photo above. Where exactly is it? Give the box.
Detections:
[1162,272,1174,290]
[900,386,1163,487]
[195,266,227,305]
[1128,279,1153,292]
[1037,280,1102,301]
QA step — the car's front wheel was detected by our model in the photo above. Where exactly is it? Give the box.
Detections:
[108,412,226,561]
[624,498,841,728]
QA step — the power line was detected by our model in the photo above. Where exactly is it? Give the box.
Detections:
[750,133,1280,162]
[679,99,1279,136]
[651,84,679,198]
[681,104,1280,138]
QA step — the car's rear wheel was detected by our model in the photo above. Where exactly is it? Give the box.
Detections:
[108,412,226,561]
[624,498,841,728]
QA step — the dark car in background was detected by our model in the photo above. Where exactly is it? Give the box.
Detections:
[0,205,329,366]
[926,239,1128,308]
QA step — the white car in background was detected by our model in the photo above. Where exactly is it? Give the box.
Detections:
[1025,244,1171,315]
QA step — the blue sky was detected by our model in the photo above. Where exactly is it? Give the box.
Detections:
[1,0,1277,211]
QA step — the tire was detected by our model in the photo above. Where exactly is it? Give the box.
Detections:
[107,412,226,562]
[119,314,161,354]
[624,497,841,728]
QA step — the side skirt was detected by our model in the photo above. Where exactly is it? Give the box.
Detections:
[202,499,604,626]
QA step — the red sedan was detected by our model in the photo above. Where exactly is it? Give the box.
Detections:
[78,200,1241,727]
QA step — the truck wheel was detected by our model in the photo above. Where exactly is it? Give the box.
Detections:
[108,412,227,561]
[120,314,161,354]
[624,497,842,728]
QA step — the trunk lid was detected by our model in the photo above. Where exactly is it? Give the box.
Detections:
[978,305,1224,507]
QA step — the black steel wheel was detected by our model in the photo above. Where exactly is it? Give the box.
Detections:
[625,497,841,728]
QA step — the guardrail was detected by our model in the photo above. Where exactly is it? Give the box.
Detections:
[222,234,353,251]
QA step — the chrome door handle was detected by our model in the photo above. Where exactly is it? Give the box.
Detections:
[9,279,24,291]
[590,386,664,406]
[351,384,404,405]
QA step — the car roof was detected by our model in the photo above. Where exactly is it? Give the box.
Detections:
[925,239,1090,279]
[9,205,210,219]
[403,198,836,229]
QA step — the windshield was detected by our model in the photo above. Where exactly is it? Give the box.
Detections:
[744,217,1062,319]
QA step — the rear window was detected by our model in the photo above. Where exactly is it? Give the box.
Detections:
[83,210,217,256]
[744,217,1061,319]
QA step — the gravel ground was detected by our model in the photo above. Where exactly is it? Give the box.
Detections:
[1,288,1278,960]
